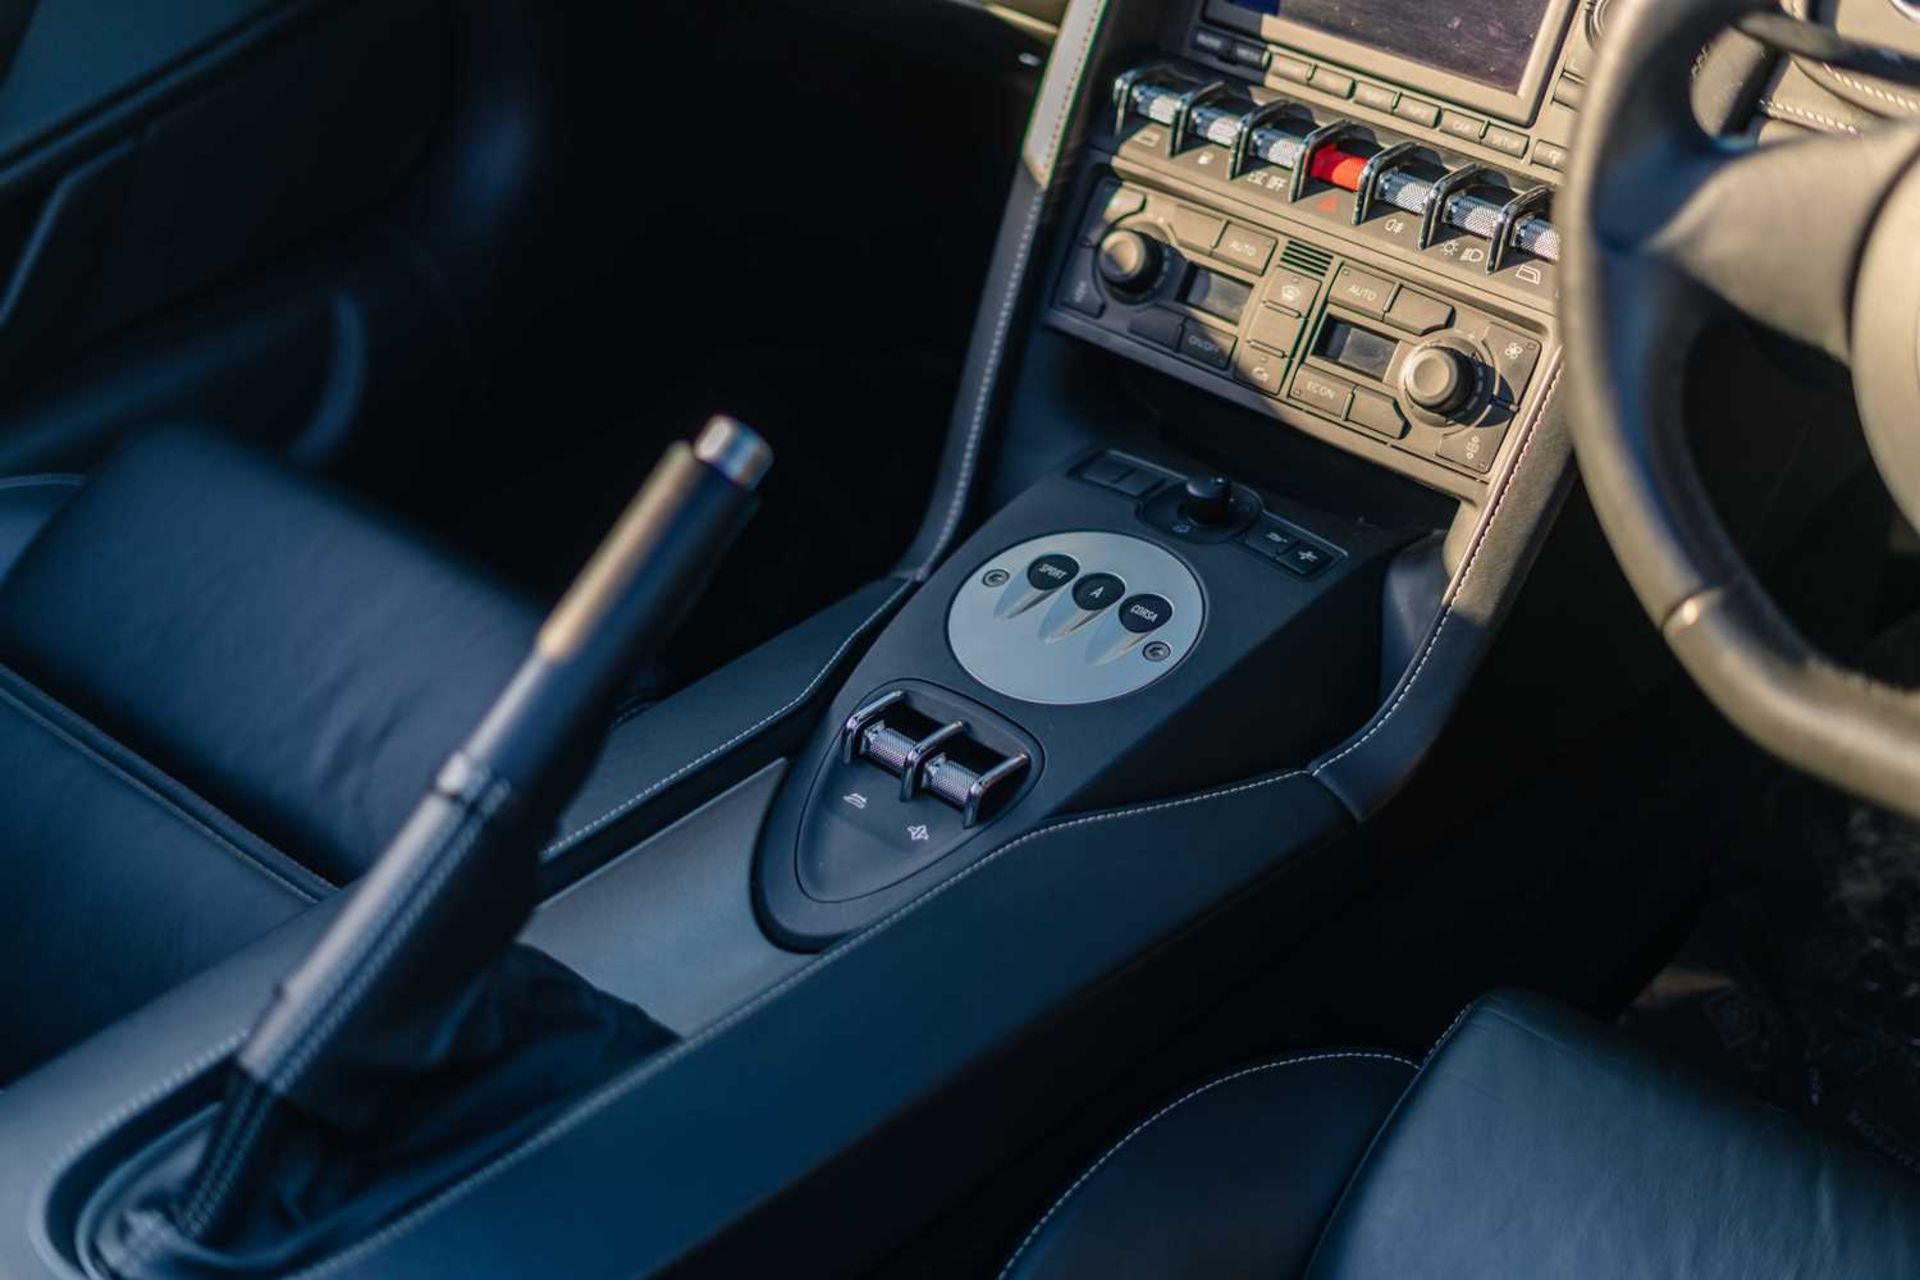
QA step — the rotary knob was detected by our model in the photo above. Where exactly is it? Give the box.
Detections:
[1402,343,1477,417]
[1180,476,1234,527]
[1096,229,1162,293]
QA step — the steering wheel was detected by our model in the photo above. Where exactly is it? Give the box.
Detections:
[1564,0,1920,819]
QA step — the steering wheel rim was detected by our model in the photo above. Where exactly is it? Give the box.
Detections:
[1562,0,1920,818]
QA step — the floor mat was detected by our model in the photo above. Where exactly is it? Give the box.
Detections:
[1621,618,1920,1175]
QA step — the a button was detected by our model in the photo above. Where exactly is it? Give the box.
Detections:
[1329,266,1397,316]
[1553,75,1585,110]
[1354,82,1398,112]
[1533,140,1569,171]
[1484,126,1528,158]
[1118,594,1173,634]
[1230,40,1270,70]
[1071,573,1126,612]
[1264,269,1318,314]
[1248,306,1304,354]
[1289,366,1355,417]
[1170,206,1226,252]
[1192,27,1232,57]
[1347,387,1408,439]
[1273,54,1313,83]
[1232,347,1287,397]
[1438,421,1509,473]
[1311,67,1355,98]
[1440,110,1485,142]
[1179,321,1235,369]
[1059,251,1105,318]
[1026,553,1079,591]
[1214,224,1276,272]
[1080,180,1146,245]
[1385,290,1454,335]
[1111,467,1162,497]
[1241,518,1296,562]
[1278,542,1335,577]
[1128,309,1184,349]
[1394,97,1441,128]
[1142,641,1172,662]
[1485,326,1542,399]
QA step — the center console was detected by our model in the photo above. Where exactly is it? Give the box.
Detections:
[755,451,1407,946]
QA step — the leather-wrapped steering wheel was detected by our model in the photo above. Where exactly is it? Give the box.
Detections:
[1563,0,1920,818]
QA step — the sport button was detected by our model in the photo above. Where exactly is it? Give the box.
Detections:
[1118,594,1174,634]
[1026,553,1079,591]
[1071,573,1126,611]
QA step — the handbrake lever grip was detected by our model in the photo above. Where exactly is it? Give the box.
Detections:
[170,418,770,1245]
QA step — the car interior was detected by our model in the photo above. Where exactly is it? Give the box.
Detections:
[1,0,1920,1274]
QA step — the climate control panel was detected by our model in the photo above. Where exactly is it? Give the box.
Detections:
[1055,177,1542,485]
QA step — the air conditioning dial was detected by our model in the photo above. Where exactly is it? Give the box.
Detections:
[1096,229,1163,295]
[1398,334,1497,428]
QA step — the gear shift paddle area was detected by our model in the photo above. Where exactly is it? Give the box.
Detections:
[93,419,771,1278]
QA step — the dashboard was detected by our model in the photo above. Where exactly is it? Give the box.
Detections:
[1044,0,1591,500]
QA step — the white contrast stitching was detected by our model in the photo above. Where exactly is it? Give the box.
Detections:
[30,1029,249,1276]
[1757,97,1863,134]
[282,764,1321,1279]
[1819,68,1920,114]
[1783,0,1920,115]
[916,0,1110,576]
[1311,359,1563,780]
[995,1051,1416,1280]
[1420,1000,1480,1069]
[541,580,913,859]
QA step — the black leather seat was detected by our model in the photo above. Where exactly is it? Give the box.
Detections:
[1004,990,1920,1279]
[0,429,537,1084]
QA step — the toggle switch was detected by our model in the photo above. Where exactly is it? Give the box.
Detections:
[839,690,1032,827]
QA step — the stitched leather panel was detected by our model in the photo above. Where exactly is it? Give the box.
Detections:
[1308,992,1920,1279]
[1001,1053,1414,1280]
[0,429,539,884]
[0,678,307,1083]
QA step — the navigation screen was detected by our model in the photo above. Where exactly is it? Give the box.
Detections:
[1225,0,1554,92]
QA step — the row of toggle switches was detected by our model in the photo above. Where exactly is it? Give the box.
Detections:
[841,692,1030,828]
[1114,66,1557,274]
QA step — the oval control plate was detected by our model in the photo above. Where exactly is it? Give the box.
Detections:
[947,531,1205,706]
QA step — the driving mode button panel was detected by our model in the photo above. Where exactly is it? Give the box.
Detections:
[949,531,1204,705]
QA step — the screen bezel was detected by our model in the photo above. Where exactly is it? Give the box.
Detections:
[1199,0,1578,125]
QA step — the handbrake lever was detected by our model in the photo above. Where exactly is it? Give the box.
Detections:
[161,417,771,1251]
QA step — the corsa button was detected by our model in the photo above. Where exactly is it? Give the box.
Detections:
[1118,593,1174,634]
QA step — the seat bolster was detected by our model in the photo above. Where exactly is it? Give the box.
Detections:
[1001,1051,1415,1280]
[0,473,81,585]
[1307,990,1920,1280]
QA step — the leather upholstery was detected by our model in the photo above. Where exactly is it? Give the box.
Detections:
[0,473,79,584]
[0,429,539,1081]
[1000,1053,1414,1280]
[0,669,314,1082]
[0,428,539,884]
[1008,991,1920,1280]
